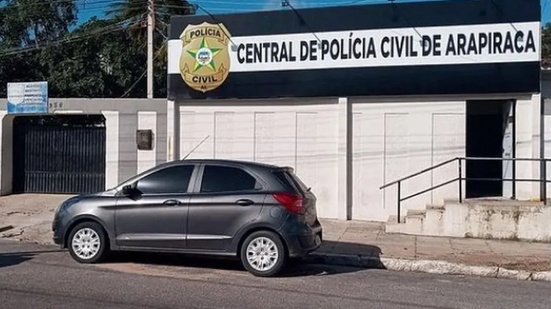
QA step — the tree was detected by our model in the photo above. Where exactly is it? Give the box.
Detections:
[107,0,196,42]
[0,0,195,98]
[0,0,79,97]
[37,18,148,98]
[106,0,197,97]
[0,0,78,48]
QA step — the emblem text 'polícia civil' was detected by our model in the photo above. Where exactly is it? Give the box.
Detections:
[179,22,232,93]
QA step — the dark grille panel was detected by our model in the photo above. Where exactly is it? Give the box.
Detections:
[13,115,106,194]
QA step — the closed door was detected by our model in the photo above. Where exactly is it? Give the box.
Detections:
[187,164,266,251]
[115,164,195,249]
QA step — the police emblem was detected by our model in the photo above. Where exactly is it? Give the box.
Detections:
[179,22,231,93]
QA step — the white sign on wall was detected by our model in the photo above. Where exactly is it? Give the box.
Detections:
[6,81,48,114]
[168,21,540,74]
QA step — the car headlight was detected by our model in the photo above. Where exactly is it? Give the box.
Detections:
[55,197,78,216]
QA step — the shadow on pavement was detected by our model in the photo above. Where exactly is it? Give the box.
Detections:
[0,249,65,268]
[110,251,244,270]
[313,240,386,268]
[106,240,383,277]
[0,252,35,268]
[278,262,363,277]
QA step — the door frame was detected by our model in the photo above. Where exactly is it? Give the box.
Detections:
[465,100,516,199]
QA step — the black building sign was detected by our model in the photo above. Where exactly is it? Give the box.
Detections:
[167,0,541,100]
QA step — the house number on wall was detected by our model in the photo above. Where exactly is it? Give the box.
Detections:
[49,101,64,109]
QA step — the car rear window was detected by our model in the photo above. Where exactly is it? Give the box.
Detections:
[273,170,309,193]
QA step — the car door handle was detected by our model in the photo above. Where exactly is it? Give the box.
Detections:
[236,199,254,206]
[163,200,181,206]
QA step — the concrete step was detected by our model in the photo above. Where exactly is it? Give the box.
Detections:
[426,204,445,210]
[386,205,442,236]
[407,209,426,216]
[385,215,408,234]
[403,215,423,234]
[386,215,406,224]
[386,197,551,241]
[423,207,445,236]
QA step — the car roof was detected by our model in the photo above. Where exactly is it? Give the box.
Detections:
[166,158,283,170]
[115,158,291,190]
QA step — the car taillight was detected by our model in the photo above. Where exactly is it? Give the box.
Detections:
[273,193,304,214]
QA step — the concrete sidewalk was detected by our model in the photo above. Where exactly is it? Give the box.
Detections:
[312,219,551,280]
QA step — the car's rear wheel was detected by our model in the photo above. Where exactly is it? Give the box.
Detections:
[67,221,109,264]
[240,231,286,277]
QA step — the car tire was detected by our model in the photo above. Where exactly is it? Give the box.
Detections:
[240,231,287,277]
[67,221,109,264]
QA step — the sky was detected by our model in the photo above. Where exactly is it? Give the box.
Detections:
[77,0,550,26]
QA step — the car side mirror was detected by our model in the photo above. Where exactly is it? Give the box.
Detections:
[121,185,133,195]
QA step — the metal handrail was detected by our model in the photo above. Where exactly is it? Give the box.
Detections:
[379,157,458,190]
[379,157,551,223]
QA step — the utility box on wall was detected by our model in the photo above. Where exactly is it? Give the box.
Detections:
[136,129,154,150]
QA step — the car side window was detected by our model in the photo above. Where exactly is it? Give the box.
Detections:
[136,165,194,194]
[200,165,260,193]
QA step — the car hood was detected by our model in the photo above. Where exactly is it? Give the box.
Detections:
[78,189,118,198]
[55,189,118,214]
[64,189,118,203]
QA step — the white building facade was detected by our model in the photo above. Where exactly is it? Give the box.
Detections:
[166,0,544,222]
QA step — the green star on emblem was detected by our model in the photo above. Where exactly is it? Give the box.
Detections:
[186,37,221,72]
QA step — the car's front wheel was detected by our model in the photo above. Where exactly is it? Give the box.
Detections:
[240,231,286,277]
[67,221,109,264]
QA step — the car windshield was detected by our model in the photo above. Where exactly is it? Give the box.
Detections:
[110,162,176,191]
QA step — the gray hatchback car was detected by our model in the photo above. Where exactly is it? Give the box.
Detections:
[52,159,323,277]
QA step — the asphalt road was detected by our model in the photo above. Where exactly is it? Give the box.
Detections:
[1,240,550,309]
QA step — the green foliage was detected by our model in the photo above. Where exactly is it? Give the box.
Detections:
[542,23,551,67]
[107,0,195,43]
[0,0,195,98]
[107,0,197,98]
[0,0,78,97]
[0,0,77,47]
[37,18,148,97]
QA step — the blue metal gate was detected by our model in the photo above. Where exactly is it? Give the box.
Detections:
[13,115,106,194]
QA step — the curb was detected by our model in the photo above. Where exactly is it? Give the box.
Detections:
[306,253,551,282]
